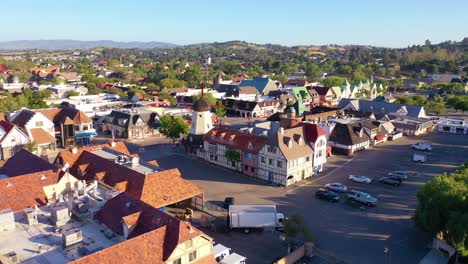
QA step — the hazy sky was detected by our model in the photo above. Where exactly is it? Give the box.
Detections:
[3,0,467,47]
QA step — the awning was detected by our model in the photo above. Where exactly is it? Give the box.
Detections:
[375,135,386,141]
[75,132,98,139]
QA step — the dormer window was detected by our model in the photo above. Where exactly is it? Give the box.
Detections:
[248,142,253,150]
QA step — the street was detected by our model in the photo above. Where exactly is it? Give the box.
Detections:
[136,132,468,264]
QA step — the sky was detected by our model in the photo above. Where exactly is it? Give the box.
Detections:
[3,0,468,47]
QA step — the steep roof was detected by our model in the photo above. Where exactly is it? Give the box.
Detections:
[10,109,36,127]
[0,149,56,177]
[338,98,425,118]
[30,128,56,144]
[296,123,327,143]
[238,77,275,94]
[311,86,332,96]
[269,127,314,160]
[70,192,214,264]
[37,108,92,124]
[204,128,266,153]
[0,170,60,211]
[0,120,15,135]
[54,141,131,168]
[329,122,371,146]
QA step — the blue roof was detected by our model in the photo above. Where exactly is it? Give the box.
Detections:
[239,77,271,93]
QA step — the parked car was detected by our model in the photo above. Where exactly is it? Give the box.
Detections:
[387,171,409,180]
[349,175,372,184]
[325,183,348,192]
[412,142,432,151]
[315,188,340,203]
[346,190,378,206]
[388,175,404,182]
[413,153,427,163]
[223,197,235,209]
[378,177,401,186]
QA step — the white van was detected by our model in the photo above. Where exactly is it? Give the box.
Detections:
[412,142,432,151]
[413,153,427,163]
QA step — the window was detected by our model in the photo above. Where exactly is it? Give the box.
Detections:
[232,161,236,167]
[306,156,310,162]
[277,161,282,168]
[189,251,197,262]
[244,165,249,170]
[244,152,253,160]
[261,156,266,163]
[269,159,273,166]
[74,125,80,131]
[83,125,88,131]
[35,121,43,127]
[267,146,276,153]
[251,167,255,173]
[173,258,182,264]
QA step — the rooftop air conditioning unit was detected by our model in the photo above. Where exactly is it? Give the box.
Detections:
[3,251,18,264]
[62,228,83,247]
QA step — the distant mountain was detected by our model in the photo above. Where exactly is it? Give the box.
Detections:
[0,39,178,50]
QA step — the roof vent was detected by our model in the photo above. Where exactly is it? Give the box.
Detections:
[40,175,47,181]
[3,251,18,264]
[125,202,132,208]
[71,147,78,154]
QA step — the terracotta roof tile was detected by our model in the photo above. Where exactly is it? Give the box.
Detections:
[0,170,60,211]
[30,128,56,145]
[203,128,266,153]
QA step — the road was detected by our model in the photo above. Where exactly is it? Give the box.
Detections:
[136,132,468,264]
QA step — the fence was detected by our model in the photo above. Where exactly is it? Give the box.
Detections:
[203,201,227,218]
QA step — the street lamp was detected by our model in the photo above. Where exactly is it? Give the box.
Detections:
[384,247,389,264]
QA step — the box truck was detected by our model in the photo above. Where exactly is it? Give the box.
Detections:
[228,205,285,232]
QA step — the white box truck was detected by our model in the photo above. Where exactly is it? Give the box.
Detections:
[228,205,285,232]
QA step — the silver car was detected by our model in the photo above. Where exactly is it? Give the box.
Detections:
[325,183,348,192]
[387,171,408,180]
[346,190,378,206]
[348,175,372,184]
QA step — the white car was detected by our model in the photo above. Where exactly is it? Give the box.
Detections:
[348,175,372,184]
[325,183,348,192]
[412,142,432,151]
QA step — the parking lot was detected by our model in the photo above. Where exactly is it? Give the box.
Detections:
[138,132,468,264]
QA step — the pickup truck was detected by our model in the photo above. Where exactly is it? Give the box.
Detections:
[346,190,378,207]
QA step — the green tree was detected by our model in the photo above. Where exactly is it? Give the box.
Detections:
[283,213,315,243]
[225,149,240,162]
[192,93,217,106]
[67,91,80,97]
[305,63,322,81]
[22,141,37,153]
[183,64,203,87]
[159,115,189,143]
[414,163,468,256]
[321,76,345,87]
[85,83,101,95]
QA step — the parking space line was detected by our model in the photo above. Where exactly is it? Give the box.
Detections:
[286,155,358,193]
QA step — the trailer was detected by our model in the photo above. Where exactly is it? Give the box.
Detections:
[228,205,285,232]
[413,153,427,163]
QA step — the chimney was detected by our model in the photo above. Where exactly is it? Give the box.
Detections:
[279,127,284,134]
[71,147,78,154]
[111,141,116,147]
[131,157,139,167]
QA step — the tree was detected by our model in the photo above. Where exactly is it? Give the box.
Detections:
[85,83,101,95]
[157,92,177,106]
[192,93,217,106]
[67,91,80,98]
[159,115,189,143]
[22,141,37,153]
[321,76,345,87]
[225,149,240,163]
[183,64,203,87]
[414,163,468,257]
[283,213,315,243]
[305,63,322,81]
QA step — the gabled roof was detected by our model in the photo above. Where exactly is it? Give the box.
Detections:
[268,127,313,160]
[0,169,60,211]
[10,109,36,127]
[30,128,56,144]
[0,149,56,177]
[329,122,371,146]
[37,107,92,124]
[338,98,425,118]
[70,192,215,264]
[311,86,332,96]
[204,128,266,153]
[296,123,327,143]
[54,141,131,168]
[238,77,275,94]
[0,120,15,135]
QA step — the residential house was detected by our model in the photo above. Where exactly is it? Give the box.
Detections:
[37,107,96,147]
[308,88,321,107]
[0,120,30,160]
[257,127,314,186]
[284,79,310,89]
[338,98,426,118]
[309,86,338,107]
[238,77,280,95]
[199,128,266,177]
[328,122,371,155]
[8,109,57,154]
[290,86,313,108]
[223,98,280,118]
[358,119,389,146]
[297,123,328,173]
[101,109,159,139]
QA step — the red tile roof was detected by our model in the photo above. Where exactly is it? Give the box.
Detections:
[30,128,56,145]
[54,141,131,168]
[296,123,327,143]
[56,142,204,208]
[204,128,266,153]
[69,193,213,264]
[0,149,56,177]
[0,170,60,211]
